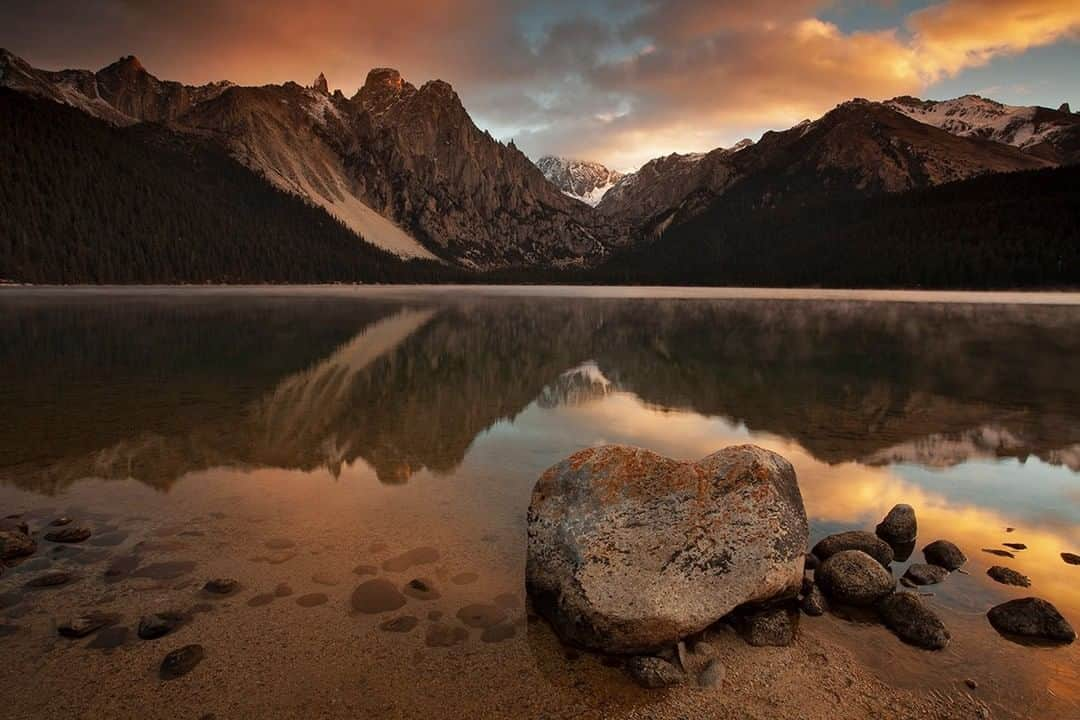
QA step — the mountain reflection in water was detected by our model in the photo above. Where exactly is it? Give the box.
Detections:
[0,288,1078,719]
[2,293,1079,488]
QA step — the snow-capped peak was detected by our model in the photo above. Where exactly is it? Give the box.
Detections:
[884,94,1078,149]
[535,155,625,206]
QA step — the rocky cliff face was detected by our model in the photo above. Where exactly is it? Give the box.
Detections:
[0,51,629,267]
[535,156,624,206]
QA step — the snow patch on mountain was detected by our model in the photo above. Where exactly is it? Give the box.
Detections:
[885,94,1075,149]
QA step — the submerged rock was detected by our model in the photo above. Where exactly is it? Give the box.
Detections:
[0,530,36,561]
[987,566,1030,588]
[879,593,950,650]
[626,656,685,688]
[813,531,894,567]
[982,548,1014,558]
[876,504,917,544]
[1002,543,1027,551]
[44,527,91,544]
[160,644,205,680]
[987,598,1075,643]
[922,540,966,571]
[526,445,807,654]
[1062,552,1080,566]
[817,550,895,606]
[903,563,949,586]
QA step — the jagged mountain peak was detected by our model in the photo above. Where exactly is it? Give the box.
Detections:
[536,156,625,206]
[312,72,329,94]
[104,54,146,74]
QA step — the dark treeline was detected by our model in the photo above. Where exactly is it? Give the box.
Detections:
[0,88,448,284]
[580,165,1080,288]
[2,86,1077,288]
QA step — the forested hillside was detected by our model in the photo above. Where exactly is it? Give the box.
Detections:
[587,165,1080,288]
[0,89,445,283]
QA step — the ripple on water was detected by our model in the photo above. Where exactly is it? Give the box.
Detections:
[351,579,406,614]
[381,547,440,572]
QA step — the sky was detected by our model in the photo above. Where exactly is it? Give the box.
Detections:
[1,0,1078,171]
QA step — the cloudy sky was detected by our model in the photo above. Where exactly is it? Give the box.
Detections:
[2,0,1078,170]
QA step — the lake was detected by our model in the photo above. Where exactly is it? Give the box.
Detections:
[1,286,1078,719]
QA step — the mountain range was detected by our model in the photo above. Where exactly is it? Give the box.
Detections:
[1,49,1078,285]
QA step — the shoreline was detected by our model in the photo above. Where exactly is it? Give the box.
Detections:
[2,284,1080,305]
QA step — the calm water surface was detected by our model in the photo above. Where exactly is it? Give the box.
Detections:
[0,287,1078,719]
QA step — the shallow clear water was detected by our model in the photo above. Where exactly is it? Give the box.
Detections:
[0,287,1078,719]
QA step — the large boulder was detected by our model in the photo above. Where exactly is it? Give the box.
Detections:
[526,444,807,654]
[817,550,895,606]
[812,531,894,567]
[876,504,917,544]
[879,592,950,649]
[987,598,1075,644]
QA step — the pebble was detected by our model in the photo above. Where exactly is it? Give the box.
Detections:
[203,578,239,595]
[274,583,294,597]
[160,644,205,680]
[44,527,91,544]
[351,579,406,614]
[296,593,329,608]
[903,563,949,586]
[26,571,74,588]
[49,517,73,527]
[138,612,183,640]
[627,656,684,688]
[922,540,967,570]
[965,679,979,690]
[1063,553,1080,566]
[1002,543,1027,551]
[456,603,507,628]
[58,612,119,638]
